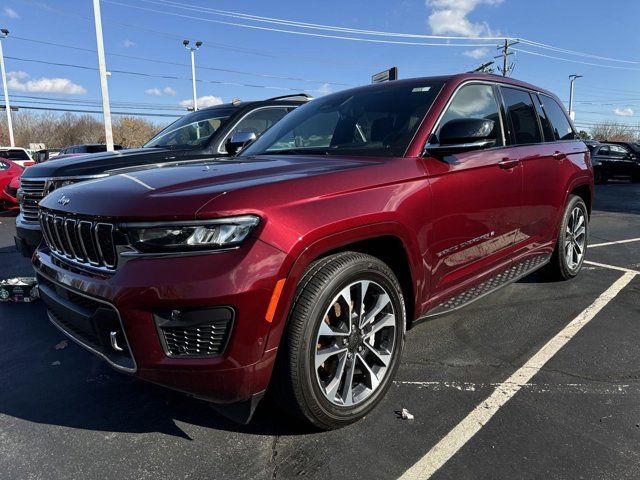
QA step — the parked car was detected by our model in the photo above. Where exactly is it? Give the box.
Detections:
[590,141,640,183]
[0,147,34,167]
[0,159,22,211]
[54,144,124,161]
[591,142,640,183]
[33,74,592,429]
[14,94,310,256]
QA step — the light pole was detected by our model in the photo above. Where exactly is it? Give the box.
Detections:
[92,0,114,151]
[183,40,202,111]
[568,74,583,121]
[0,28,15,147]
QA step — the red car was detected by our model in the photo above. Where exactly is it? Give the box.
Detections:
[33,73,592,429]
[0,159,22,211]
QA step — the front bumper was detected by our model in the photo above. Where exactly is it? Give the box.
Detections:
[33,238,290,406]
[15,213,43,257]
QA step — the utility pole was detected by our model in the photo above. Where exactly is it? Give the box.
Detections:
[568,74,583,121]
[0,28,14,147]
[495,39,519,77]
[183,40,202,111]
[92,0,114,151]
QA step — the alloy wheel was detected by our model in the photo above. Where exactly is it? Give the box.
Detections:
[565,206,586,270]
[314,280,397,407]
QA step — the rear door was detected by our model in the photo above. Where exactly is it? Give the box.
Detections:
[423,82,523,296]
[608,144,635,177]
[514,90,585,252]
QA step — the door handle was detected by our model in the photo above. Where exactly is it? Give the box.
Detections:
[498,158,520,169]
[553,151,567,160]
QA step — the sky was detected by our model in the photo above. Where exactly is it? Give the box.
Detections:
[1,0,639,133]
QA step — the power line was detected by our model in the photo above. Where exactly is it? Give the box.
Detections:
[8,35,356,87]
[4,104,180,117]
[4,55,328,93]
[103,0,499,48]
[513,48,640,72]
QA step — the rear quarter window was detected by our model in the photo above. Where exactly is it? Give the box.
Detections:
[540,94,576,141]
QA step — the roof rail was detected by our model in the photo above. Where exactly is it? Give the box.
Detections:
[265,93,313,102]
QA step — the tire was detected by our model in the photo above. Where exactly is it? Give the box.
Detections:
[544,195,588,280]
[272,252,406,430]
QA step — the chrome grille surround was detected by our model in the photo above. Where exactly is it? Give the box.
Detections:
[19,178,46,223]
[40,210,117,270]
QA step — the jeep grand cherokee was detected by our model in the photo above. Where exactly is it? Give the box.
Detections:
[33,73,592,429]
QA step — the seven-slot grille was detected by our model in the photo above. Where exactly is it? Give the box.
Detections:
[19,179,46,223]
[40,211,118,269]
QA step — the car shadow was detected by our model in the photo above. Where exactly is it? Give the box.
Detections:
[0,301,314,439]
[592,181,640,215]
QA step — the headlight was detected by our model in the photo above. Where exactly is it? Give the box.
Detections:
[123,215,260,253]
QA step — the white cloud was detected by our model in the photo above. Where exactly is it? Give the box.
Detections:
[426,0,503,37]
[4,7,19,19]
[463,47,489,59]
[318,83,332,95]
[179,95,223,109]
[122,39,136,48]
[613,107,634,117]
[7,71,86,95]
[145,86,177,96]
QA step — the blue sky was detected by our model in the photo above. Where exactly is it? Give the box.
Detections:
[1,0,639,132]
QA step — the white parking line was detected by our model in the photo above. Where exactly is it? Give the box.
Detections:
[585,260,640,275]
[398,271,637,480]
[395,380,635,395]
[589,237,640,248]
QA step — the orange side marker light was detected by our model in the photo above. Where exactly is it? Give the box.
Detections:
[265,278,286,323]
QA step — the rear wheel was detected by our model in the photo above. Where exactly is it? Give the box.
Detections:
[544,195,588,280]
[273,252,405,430]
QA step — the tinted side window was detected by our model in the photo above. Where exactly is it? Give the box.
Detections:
[540,95,575,141]
[596,146,609,156]
[533,95,555,142]
[609,144,630,158]
[501,87,542,145]
[438,84,503,146]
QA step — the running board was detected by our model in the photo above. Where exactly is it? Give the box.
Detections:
[421,254,550,319]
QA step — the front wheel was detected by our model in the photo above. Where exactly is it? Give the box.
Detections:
[273,252,406,430]
[544,195,588,280]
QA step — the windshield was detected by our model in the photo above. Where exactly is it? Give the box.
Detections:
[144,106,236,149]
[240,80,444,158]
[0,149,31,161]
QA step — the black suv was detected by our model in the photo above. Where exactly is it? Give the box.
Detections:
[591,141,640,183]
[57,144,124,156]
[15,94,309,256]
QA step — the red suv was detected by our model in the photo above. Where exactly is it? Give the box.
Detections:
[33,74,592,429]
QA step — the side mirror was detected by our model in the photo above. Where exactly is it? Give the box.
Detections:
[424,118,496,157]
[225,131,257,156]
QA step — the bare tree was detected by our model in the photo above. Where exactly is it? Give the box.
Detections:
[113,116,161,148]
[589,121,637,142]
[0,111,165,149]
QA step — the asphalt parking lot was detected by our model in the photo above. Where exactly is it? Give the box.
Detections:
[1,182,639,480]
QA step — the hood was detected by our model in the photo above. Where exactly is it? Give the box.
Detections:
[39,155,376,220]
[20,147,185,178]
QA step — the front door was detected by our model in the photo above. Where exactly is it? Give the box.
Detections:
[423,82,523,297]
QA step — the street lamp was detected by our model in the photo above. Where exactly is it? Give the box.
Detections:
[568,74,583,121]
[183,40,203,111]
[0,28,15,147]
